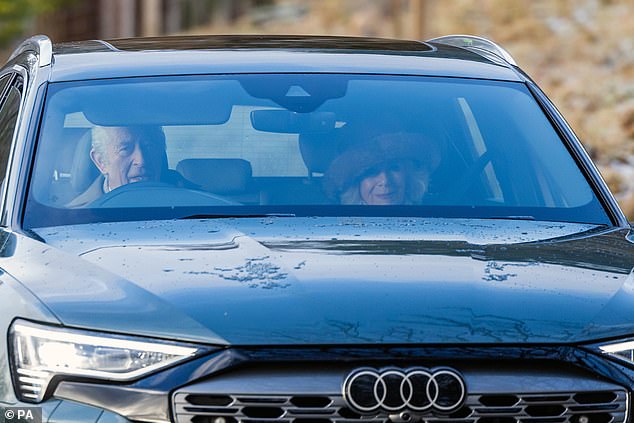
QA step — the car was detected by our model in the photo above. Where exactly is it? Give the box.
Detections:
[0,33,633,423]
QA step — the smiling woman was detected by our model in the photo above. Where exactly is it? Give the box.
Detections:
[323,133,437,205]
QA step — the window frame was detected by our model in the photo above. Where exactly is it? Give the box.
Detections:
[0,74,11,100]
[0,68,26,227]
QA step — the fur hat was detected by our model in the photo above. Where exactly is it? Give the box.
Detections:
[323,132,440,200]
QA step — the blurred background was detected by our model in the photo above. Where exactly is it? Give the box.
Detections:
[1,0,633,216]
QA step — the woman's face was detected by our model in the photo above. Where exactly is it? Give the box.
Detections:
[359,162,406,205]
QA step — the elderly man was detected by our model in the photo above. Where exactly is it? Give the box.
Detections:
[67,125,167,207]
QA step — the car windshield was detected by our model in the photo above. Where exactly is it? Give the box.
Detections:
[24,73,609,227]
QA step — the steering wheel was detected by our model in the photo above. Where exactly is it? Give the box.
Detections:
[88,181,238,208]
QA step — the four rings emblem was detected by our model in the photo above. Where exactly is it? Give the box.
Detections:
[342,367,466,415]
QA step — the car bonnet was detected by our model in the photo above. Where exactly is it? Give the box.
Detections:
[20,217,634,346]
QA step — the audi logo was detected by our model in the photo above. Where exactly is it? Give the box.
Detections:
[342,367,466,414]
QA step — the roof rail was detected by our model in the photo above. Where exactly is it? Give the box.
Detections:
[426,35,517,66]
[8,35,53,67]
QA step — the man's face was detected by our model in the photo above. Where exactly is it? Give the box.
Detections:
[91,127,164,191]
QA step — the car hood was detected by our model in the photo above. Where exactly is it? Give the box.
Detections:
[18,217,634,346]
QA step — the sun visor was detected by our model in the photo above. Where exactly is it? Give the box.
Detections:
[49,78,233,126]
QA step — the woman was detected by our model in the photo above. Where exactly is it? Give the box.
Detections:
[324,133,439,205]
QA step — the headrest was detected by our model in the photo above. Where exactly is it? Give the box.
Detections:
[298,132,339,174]
[176,158,252,194]
[31,127,92,205]
[70,131,100,193]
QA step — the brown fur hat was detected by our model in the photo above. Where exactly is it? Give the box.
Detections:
[323,132,441,200]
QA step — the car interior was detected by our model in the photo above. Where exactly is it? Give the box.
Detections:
[28,74,600,219]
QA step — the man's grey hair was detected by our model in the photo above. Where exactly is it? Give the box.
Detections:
[91,125,166,165]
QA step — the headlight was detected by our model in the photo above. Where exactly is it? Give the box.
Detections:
[9,320,204,403]
[597,339,634,364]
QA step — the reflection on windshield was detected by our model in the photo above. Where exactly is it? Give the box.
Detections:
[25,74,609,227]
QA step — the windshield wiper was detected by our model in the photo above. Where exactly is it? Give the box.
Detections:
[177,213,296,220]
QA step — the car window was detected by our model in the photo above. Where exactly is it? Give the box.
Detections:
[25,74,610,227]
[0,75,22,184]
[164,106,307,177]
[0,74,11,99]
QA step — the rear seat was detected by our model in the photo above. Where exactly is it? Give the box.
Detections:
[176,158,259,204]
[258,133,338,205]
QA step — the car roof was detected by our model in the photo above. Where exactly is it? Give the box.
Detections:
[48,35,524,82]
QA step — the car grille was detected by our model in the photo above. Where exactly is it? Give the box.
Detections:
[173,390,628,423]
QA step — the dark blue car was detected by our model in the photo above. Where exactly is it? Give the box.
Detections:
[0,34,632,423]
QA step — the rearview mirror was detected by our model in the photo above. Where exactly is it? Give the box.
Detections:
[251,109,336,134]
